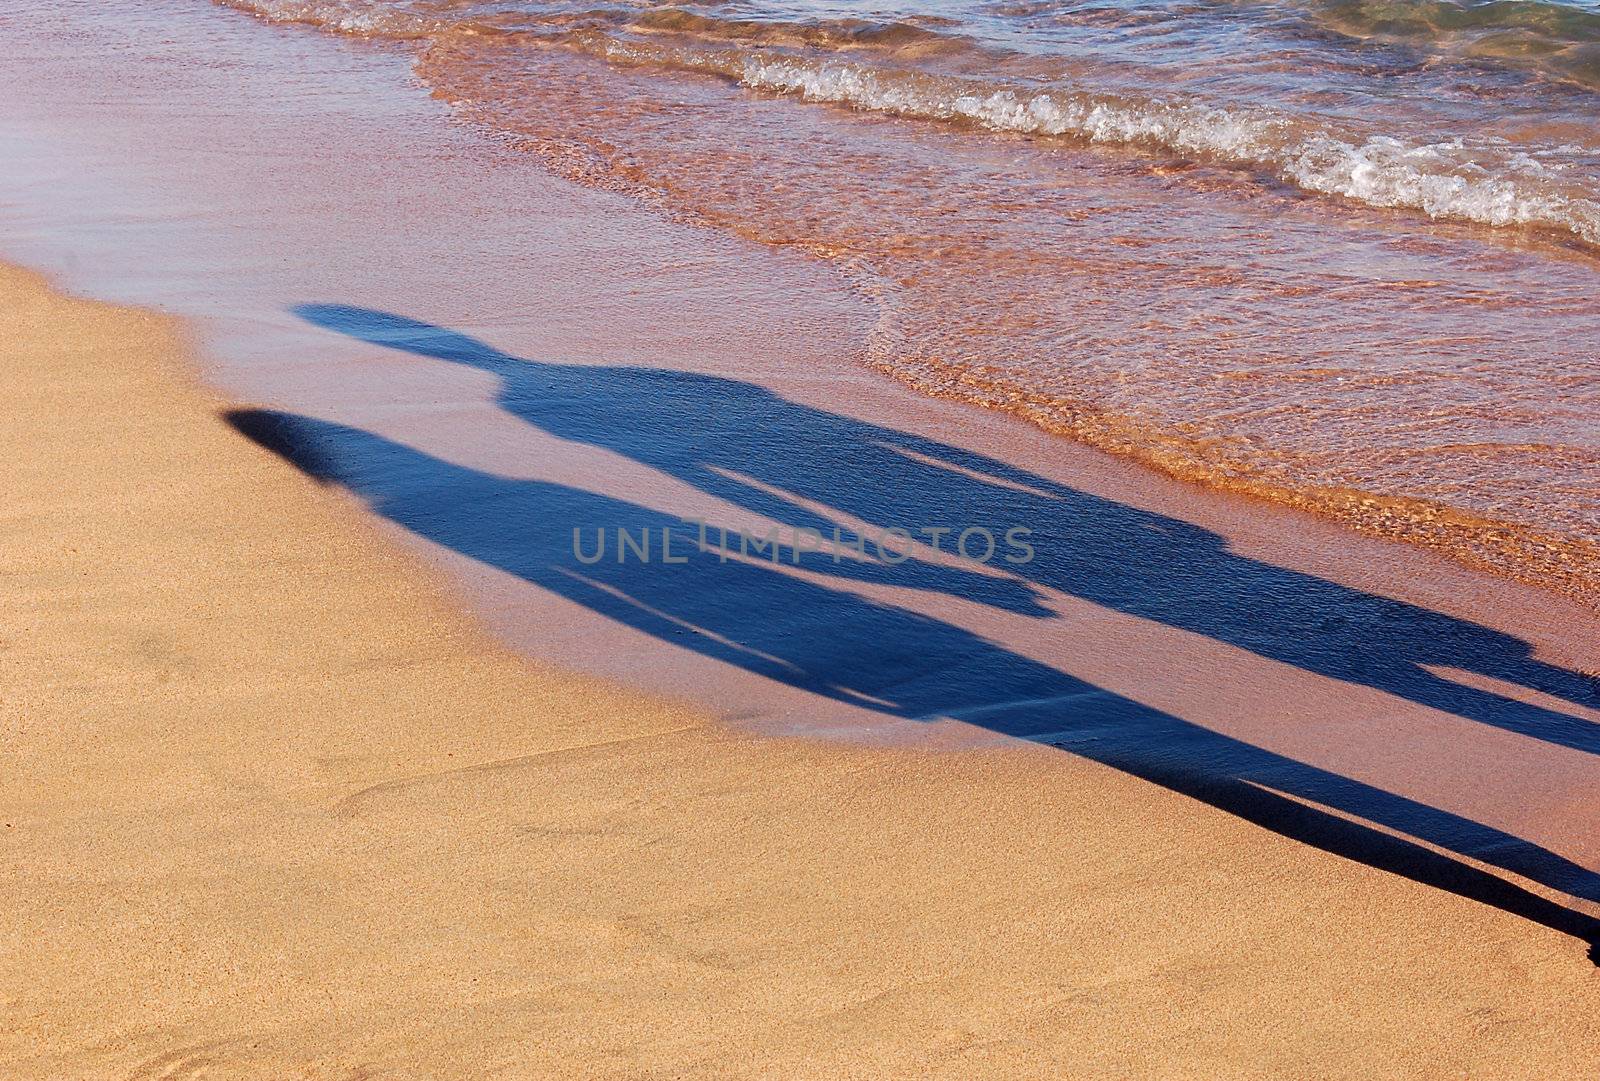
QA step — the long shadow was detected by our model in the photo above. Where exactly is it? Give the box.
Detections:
[229,406,1600,960]
[293,304,1600,760]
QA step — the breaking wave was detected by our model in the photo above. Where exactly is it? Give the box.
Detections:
[601,43,1600,247]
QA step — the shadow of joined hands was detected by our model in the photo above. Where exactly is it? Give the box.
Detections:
[294,303,1600,758]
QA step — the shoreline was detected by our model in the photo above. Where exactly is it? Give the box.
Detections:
[398,6,1600,608]
[4,260,1599,1077]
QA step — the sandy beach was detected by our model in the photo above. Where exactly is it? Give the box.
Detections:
[3,0,1599,1076]
[3,261,1598,1079]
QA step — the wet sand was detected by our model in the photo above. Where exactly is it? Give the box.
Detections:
[3,260,1600,1079]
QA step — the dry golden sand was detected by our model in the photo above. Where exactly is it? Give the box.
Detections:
[2,263,1598,1078]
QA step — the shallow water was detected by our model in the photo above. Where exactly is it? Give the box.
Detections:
[217,0,1600,602]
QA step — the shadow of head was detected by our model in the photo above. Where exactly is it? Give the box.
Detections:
[225,407,342,483]
[293,303,507,368]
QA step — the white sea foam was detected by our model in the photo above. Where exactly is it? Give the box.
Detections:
[221,0,434,35]
[739,58,1284,158]
[737,56,1600,245]
[1283,135,1600,242]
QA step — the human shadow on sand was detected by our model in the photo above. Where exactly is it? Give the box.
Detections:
[292,304,1600,759]
[228,403,1600,961]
